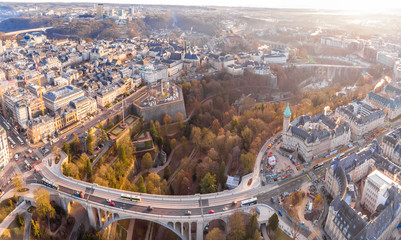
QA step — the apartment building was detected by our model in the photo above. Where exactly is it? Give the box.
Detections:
[70,96,97,120]
[0,126,10,169]
[336,100,385,141]
[27,114,55,144]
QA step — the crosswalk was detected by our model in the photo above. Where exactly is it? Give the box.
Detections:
[308,229,320,240]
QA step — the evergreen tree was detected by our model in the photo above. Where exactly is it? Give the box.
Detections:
[138,176,146,193]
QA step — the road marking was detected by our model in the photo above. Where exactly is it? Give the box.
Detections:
[307,174,311,180]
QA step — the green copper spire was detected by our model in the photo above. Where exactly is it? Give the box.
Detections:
[284,103,291,117]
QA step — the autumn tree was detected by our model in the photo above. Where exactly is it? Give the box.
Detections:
[163,114,172,125]
[190,126,202,149]
[241,126,253,151]
[227,212,245,240]
[200,173,217,194]
[62,141,71,162]
[12,172,23,191]
[52,146,61,163]
[70,134,81,154]
[206,228,225,240]
[175,112,185,128]
[34,188,55,219]
[142,152,153,170]
[99,128,109,144]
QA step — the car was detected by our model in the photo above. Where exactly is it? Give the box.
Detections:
[185,210,191,215]
[271,197,275,204]
[9,133,12,136]
[209,210,215,214]
[34,169,37,173]
[95,147,100,151]
[106,199,115,206]
[28,149,32,154]
[147,206,153,211]
[99,144,104,148]
[278,210,283,216]
[261,181,266,186]
[222,207,228,211]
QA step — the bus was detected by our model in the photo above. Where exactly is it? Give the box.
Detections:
[241,197,257,207]
[121,194,141,202]
[17,136,23,145]
[313,163,323,170]
[41,178,59,190]
[7,136,16,146]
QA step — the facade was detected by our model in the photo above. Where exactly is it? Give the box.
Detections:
[361,170,396,213]
[3,88,44,129]
[326,143,377,198]
[139,64,168,85]
[27,115,55,144]
[282,104,351,161]
[382,127,401,165]
[96,4,104,18]
[263,54,287,64]
[0,126,10,169]
[366,84,401,120]
[43,85,85,112]
[325,141,401,240]
[70,96,97,120]
[96,85,123,108]
[336,100,385,141]
[394,60,401,81]
[376,51,398,68]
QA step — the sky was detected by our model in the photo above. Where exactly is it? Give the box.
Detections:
[5,0,401,12]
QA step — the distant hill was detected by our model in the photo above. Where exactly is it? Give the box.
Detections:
[0,17,61,32]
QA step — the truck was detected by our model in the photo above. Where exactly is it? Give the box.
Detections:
[73,191,85,198]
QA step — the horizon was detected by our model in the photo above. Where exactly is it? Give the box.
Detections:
[4,0,401,13]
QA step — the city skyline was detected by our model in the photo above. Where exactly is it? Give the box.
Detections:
[6,0,401,12]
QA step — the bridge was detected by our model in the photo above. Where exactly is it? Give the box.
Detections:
[4,27,53,36]
[26,137,281,240]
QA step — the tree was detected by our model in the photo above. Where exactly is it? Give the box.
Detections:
[241,126,253,150]
[219,161,226,185]
[227,212,245,240]
[247,214,258,239]
[70,134,81,154]
[119,145,127,163]
[164,165,171,180]
[211,119,221,135]
[175,112,185,128]
[34,188,55,219]
[142,152,153,170]
[206,228,225,240]
[52,146,61,163]
[12,172,23,191]
[31,220,40,239]
[240,153,255,174]
[16,214,25,227]
[200,173,217,194]
[99,128,109,144]
[190,126,202,149]
[267,213,279,233]
[86,159,93,180]
[145,173,162,194]
[137,176,146,193]
[86,128,95,155]
[62,141,71,162]
[163,114,172,125]
[290,221,301,240]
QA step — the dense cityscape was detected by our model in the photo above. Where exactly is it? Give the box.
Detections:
[1,1,401,240]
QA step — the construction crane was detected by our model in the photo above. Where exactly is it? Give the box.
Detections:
[33,57,45,116]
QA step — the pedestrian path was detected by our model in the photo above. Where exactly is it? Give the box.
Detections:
[0,201,29,237]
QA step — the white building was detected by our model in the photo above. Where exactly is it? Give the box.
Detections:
[139,64,168,85]
[376,51,398,68]
[0,126,10,169]
[361,170,397,213]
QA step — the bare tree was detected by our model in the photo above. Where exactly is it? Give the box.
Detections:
[290,221,302,240]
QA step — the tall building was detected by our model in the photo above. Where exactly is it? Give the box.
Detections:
[361,170,396,213]
[96,4,104,18]
[0,126,10,169]
[281,104,351,161]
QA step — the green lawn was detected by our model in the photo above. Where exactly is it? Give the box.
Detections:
[0,219,24,240]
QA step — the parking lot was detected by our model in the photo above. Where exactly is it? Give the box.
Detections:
[15,149,41,173]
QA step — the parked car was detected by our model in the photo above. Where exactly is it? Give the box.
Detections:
[147,206,153,211]
[222,207,228,211]
[209,210,215,214]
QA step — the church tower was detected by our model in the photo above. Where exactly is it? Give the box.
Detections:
[283,103,291,132]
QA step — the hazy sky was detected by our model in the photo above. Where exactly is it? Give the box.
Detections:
[6,0,401,12]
